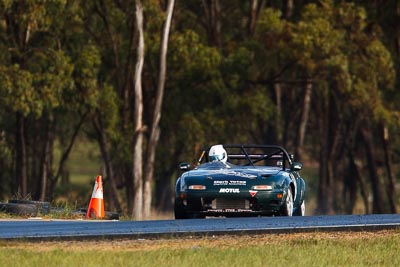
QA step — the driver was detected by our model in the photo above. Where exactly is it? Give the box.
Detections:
[208,144,227,163]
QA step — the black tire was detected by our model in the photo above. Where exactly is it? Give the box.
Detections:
[293,200,306,216]
[8,200,51,215]
[0,202,38,217]
[174,199,188,219]
[105,211,120,220]
[281,188,294,216]
[70,208,87,218]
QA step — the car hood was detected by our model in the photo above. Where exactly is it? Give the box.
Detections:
[181,162,282,181]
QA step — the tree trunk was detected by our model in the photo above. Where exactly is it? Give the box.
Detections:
[397,1,400,58]
[342,117,366,214]
[349,151,370,214]
[202,0,221,47]
[273,82,282,144]
[294,79,312,162]
[361,125,385,214]
[48,113,87,199]
[317,142,329,215]
[16,113,28,197]
[39,114,54,201]
[95,0,122,91]
[283,0,294,19]
[316,91,334,215]
[131,0,145,220]
[92,115,122,212]
[345,152,358,213]
[381,124,397,213]
[248,0,265,36]
[143,0,175,219]
[122,14,137,129]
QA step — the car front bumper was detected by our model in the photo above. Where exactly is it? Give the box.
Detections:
[176,189,287,216]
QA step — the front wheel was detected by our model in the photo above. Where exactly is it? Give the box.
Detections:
[281,189,294,216]
[293,200,305,216]
[174,199,187,219]
[174,199,206,219]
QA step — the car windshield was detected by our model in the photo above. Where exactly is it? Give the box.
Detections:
[201,145,292,169]
[209,154,225,162]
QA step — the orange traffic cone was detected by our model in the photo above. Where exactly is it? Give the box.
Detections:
[86,175,105,219]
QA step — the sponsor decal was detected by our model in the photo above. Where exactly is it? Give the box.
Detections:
[213,180,247,186]
[219,188,240,193]
[249,190,257,197]
[214,181,228,185]
[229,180,246,186]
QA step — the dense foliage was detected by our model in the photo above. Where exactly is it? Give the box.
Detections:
[0,0,399,217]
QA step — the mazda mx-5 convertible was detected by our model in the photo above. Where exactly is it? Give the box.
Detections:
[174,144,306,219]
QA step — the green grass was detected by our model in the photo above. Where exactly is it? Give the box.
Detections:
[0,231,399,267]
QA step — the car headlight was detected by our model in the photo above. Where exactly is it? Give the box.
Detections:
[188,185,206,190]
[251,185,273,190]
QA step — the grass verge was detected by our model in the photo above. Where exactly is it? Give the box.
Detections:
[0,230,399,267]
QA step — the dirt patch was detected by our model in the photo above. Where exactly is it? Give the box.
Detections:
[1,229,399,252]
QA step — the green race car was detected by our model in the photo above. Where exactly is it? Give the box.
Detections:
[175,144,306,219]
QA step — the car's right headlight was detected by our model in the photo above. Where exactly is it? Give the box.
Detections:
[188,185,206,190]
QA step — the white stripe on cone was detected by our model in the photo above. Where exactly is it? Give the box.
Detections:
[91,181,103,199]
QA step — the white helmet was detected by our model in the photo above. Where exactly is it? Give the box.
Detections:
[208,145,227,163]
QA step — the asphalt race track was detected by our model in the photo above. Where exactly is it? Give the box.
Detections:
[0,214,399,240]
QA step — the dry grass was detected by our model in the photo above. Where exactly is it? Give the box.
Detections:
[1,229,399,252]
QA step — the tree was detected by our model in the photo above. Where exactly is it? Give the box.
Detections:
[0,0,76,199]
[132,0,145,220]
[0,0,398,217]
[143,0,175,218]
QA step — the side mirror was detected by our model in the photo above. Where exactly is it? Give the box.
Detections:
[291,162,302,172]
[179,162,191,171]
